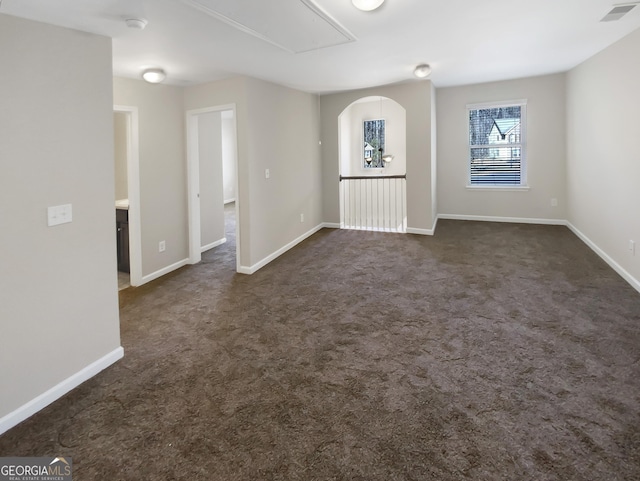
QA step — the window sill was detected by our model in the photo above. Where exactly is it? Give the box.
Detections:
[466,185,530,192]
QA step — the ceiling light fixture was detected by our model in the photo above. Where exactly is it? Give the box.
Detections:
[414,64,431,78]
[125,17,148,30]
[352,0,385,11]
[142,68,166,83]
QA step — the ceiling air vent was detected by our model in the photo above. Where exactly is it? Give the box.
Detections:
[600,3,638,21]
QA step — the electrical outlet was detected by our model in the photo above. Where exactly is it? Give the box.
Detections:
[629,240,635,256]
[159,240,166,252]
[265,168,270,179]
[550,198,558,207]
[300,213,304,223]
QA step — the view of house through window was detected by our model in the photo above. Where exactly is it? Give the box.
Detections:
[363,119,385,169]
[468,101,526,186]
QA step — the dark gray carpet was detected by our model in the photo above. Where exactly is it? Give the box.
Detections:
[1,210,639,480]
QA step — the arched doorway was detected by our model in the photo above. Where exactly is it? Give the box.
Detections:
[338,96,407,232]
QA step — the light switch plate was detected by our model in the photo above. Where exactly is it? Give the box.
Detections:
[47,204,72,226]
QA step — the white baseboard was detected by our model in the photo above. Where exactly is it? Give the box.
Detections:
[238,224,325,275]
[438,214,567,226]
[407,216,439,236]
[141,258,189,284]
[566,222,640,294]
[406,227,434,236]
[0,347,124,436]
[201,237,226,253]
[321,222,341,229]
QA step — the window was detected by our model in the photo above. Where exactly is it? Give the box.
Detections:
[468,100,526,186]
[363,119,385,169]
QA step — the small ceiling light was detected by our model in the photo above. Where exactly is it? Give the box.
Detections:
[352,0,385,11]
[125,17,148,30]
[414,64,431,78]
[142,68,166,83]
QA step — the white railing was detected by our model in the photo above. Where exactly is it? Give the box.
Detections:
[340,175,407,233]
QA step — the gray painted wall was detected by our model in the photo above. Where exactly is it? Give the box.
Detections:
[567,28,640,284]
[113,112,128,201]
[198,111,225,249]
[222,112,237,203]
[185,77,323,268]
[436,73,567,221]
[244,77,323,265]
[0,15,121,419]
[113,77,188,277]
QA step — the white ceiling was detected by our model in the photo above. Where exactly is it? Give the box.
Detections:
[1,0,639,93]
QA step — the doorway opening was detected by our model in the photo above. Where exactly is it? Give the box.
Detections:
[186,105,240,272]
[338,96,408,233]
[113,106,142,288]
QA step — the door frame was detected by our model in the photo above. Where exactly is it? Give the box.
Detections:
[113,105,142,287]
[186,104,241,272]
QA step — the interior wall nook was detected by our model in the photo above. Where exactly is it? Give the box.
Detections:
[339,96,407,177]
[321,81,436,234]
[338,96,407,232]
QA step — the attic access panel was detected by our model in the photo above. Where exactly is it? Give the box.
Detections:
[181,0,356,53]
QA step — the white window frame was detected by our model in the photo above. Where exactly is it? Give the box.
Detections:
[466,99,528,190]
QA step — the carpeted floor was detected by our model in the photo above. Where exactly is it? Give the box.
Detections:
[1,207,639,480]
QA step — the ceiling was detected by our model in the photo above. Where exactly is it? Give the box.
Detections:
[1,0,639,93]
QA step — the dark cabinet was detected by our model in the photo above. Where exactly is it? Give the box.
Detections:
[116,208,130,273]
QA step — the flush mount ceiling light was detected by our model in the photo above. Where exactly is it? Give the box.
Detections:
[142,68,166,83]
[125,17,148,29]
[352,0,385,11]
[414,64,431,78]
